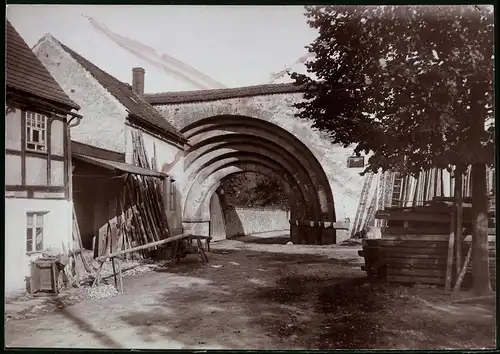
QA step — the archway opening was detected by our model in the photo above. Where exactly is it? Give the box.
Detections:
[181,114,337,244]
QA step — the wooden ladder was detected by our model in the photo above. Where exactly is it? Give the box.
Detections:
[351,172,375,237]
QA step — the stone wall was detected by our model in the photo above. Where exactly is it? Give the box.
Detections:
[33,35,128,153]
[154,92,365,223]
[224,206,290,238]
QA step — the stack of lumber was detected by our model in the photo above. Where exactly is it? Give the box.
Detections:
[61,205,94,287]
[96,131,171,260]
[359,198,496,288]
[121,131,171,255]
[360,237,496,288]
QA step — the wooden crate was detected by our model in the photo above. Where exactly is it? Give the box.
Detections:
[30,259,60,296]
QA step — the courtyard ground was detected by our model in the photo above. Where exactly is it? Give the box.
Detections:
[4,235,496,350]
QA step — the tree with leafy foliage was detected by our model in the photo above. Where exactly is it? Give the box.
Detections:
[221,172,288,209]
[291,5,494,295]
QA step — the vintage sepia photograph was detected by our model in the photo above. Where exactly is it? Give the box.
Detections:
[4,3,496,350]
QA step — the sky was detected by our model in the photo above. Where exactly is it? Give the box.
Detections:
[7,5,316,93]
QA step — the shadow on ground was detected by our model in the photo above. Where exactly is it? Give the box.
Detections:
[117,250,406,349]
[6,246,494,350]
[54,305,122,348]
[118,249,495,350]
[121,251,359,349]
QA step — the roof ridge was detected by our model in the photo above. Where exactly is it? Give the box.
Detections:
[143,82,305,105]
[50,35,134,90]
[145,82,301,97]
[45,37,186,143]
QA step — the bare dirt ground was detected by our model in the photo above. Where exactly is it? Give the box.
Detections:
[4,237,496,350]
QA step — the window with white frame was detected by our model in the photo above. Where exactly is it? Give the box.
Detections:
[26,111,48,152]
[26,212,45,253]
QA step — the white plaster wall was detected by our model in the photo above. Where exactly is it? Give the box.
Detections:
[5,154,22,185]
[125,126,185,232]
[5,108,22,151]
[6,108,23,185]
[50,119,65,156]
[155,93,365,222]
[25,156,47,186]
[33,35,128,153]
[51,160,65,186]
[4,198,72,297]
[224,207,290,238]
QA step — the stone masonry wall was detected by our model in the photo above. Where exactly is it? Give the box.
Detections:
[154,92,365,222]
[33,35,128,153]
[224,206,290,238]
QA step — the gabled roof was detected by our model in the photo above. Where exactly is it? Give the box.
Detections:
[50,37,186,144]
[6,20,80,111]
[144,83,305,105]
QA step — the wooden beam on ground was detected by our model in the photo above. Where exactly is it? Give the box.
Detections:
[95,233,189,261]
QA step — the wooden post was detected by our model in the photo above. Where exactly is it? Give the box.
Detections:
[467,167,473,197]
[433,168,439,198]
[455,165,464,283]
[422,169,430,203]
[449,167,455,200]
[400,175,408,208]
[111,258,118,288]
[412,173,420,207]
[440,169,445,197]
[403,175,411,208]
[117,258,124,294]
[93,185,101,258]
[445,202,456,292]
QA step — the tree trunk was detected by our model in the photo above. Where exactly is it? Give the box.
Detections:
[470,162,492,296]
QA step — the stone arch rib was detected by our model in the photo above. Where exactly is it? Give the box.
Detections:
[182,140,320,217]
[181,114,338,244]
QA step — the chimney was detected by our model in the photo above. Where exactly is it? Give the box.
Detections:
[132,67,145,97]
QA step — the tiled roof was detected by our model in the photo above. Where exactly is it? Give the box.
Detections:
[53,38,187,144]
[144,83,306,105]
[6,20,80,111]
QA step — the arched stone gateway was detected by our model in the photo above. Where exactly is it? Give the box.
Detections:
[146,84,366,244]
[181,115,336,244]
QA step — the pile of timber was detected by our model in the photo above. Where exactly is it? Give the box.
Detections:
[96,131,171,260]
[361,237,496,288]
[359,198,496,288]
[58,205,94,288]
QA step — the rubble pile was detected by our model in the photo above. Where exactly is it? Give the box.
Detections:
[83,251,160,281]
[87,284,120,300]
